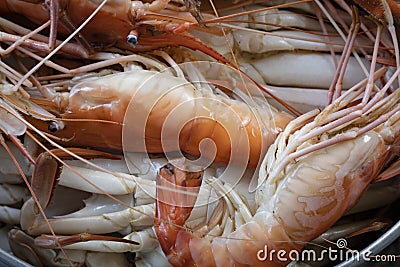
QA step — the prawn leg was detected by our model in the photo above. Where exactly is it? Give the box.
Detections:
[46,0,59,50]
[32,148,121,209]
[34,228,159,254]
[376,159,400,181]
[35,232,140,248]
[155,163,203,266]
[8,228,131,266]
[350,0,400,23]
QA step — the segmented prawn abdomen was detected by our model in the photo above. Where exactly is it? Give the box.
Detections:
[258,131,389,243]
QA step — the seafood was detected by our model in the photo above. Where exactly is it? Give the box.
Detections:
[22,152,159,236]
[153,7,400,266]
[0,0,399,266]
[13,150,233,266]
[0,0,383,90]
[154,76,400,266]
[193,0,376,89]
[0,0,227,61]
[10,228,172,266]
[0,1,382,90]
[9,228,138,267]
[8,149,168,266]
[24,56,293,168]
[0,136,34,225]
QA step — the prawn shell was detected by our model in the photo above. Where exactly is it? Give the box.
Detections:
[65,0,132,44]
[0,99,26,136]
[261,132,390,243]
[29,70,290,167]
[0,0,133,45]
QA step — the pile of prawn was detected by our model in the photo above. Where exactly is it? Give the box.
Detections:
[0,0,399,266]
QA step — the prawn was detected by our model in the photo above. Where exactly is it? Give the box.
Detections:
[1,0,399,266]
[28,57,292,168]
[153,6,400,266]
[154,64,400,267]
[0,0,229,62]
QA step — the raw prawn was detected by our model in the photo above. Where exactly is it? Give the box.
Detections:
[0,0,228,62]
[153,8,400,265]
[29,58,293,168]
[154,75,400,267]
[0,1,399,266]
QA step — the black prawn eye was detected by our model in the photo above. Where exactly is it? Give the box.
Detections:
[48,121,62,132]
[127,33,138,45]
[164,163,175,175]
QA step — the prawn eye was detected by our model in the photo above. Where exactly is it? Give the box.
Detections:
[164,163,175,175]
[127,33,138,45]
[48,121,63,132]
